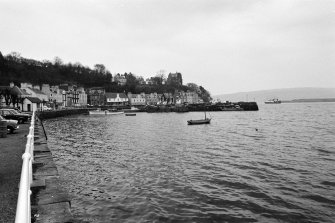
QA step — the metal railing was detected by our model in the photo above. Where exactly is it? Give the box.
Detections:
[15,111,36,223]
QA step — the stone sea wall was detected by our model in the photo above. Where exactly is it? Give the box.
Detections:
[36,108,89,120]
[31,117,74,222]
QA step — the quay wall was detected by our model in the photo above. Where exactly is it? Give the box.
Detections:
[31,117,74,222]
[37,108,89,120]
[36,102,258,119]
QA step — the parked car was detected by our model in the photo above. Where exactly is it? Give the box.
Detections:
[0,109,29,124]
[42,106,52,111]
[0,115,19,133]
[8,108,32,120]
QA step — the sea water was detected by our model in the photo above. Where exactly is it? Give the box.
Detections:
[44,102,335,222]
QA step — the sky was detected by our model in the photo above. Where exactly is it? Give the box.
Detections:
[0,0,334,95]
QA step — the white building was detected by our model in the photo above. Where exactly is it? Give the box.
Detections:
[22,97,42,112]
[106,92,129,105]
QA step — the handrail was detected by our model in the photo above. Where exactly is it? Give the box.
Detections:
[15,111,35,223]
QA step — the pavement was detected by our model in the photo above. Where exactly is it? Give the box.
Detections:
[0,122,30,222]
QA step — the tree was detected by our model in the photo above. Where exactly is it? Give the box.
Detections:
[199,86,212,102]
[6,52,22,63]
[155,70,166,85]
[53,56,63,66]
[94,64,107,75]
[187,83,200,93]
[106,71,112,82]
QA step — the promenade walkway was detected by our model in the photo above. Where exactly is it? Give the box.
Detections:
[0,123,30,222]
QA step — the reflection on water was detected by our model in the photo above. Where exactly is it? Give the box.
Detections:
[45,103,335,222]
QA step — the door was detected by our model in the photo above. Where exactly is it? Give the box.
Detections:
[27,104,31,112]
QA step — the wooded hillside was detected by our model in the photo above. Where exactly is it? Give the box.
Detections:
[0,51,212,102]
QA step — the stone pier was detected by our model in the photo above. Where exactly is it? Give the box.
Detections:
[31,118,74,222]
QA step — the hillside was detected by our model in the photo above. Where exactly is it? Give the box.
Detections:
[214,88,335,103]
[0,51,212,102]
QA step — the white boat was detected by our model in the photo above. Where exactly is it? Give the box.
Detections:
[89,109,124,115]
[123,106,140,113]
[264,99,281,104]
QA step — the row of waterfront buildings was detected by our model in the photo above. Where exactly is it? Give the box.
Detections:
[0,82,202,111]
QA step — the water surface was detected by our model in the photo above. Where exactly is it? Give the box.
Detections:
[45,103,335,222]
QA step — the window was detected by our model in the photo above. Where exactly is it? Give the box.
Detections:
[4,110,12,115]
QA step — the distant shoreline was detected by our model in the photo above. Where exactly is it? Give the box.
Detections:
[281,98,335,103]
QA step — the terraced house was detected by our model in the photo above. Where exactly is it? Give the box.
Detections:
[87,87,105,106]
[127,92,146,106]
[106,92,129,106]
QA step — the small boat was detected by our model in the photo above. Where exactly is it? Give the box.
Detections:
[187,112,211,125]
[264,99,281,104]
[125,113,136,116]
[89,109,124,115]
[123,106,140,113]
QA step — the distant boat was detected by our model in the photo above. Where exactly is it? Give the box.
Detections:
[123,106,140,113]
[187,112,211,125]
[264,99,281,104]
[125,113,136,116]
[89,109,124,115]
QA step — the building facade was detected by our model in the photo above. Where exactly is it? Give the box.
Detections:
[41,84,63,104]
[176,91,199,104]
[113,74,127,86]
[127,92,146,106]
[61,86,87,107]
[145,92,160,105]
[106,92,129,106]
[22,97,42,112]
[87,87,106,106]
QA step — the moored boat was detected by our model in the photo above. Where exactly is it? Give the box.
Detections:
[125,113,136,116]
[123,106,140,113]
[187,118,211,125]
[264,99,281,104]
[187,112,211,125]
[89,109,124,115]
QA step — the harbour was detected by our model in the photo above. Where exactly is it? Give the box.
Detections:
[1,1,334,222]
[42,102,335,222]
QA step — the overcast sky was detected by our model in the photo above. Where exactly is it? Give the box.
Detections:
[0,0,334,95]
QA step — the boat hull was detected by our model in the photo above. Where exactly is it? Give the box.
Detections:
[187,119,211,125]
[89,111,124,115]
[264,101,281,104]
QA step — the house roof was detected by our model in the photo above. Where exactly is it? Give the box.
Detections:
[0,86,30,96]
[59,85,69,91]
[12,86,30,96]
[28,87,46,95]
[25,97,42,103]
[106,92,128,98]
[130,94,143,98]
